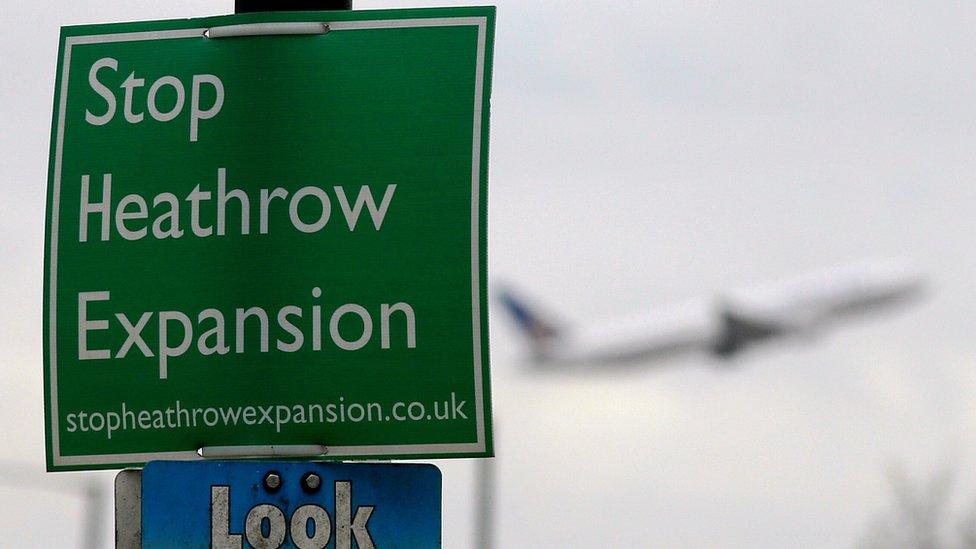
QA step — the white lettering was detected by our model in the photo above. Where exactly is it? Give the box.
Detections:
[190,74,224,142]
[259,188,288,234]
[380,302,416,349]
[291,505,331,549]
[152,193,183,239]
[236,307,269,354]
[121,72,145,123]
[84,62,224,141]
[211,486,242,549]
[115,194,148,241]
[244,504,286,549]
[187,184,213,237]
[158,311,192,379]
[334,184,396,231]
[217,168,249,236]
[289,186,331,233]
[79,174,111,242]
[73,292,418,379]
[329,304,372,351]
[335,481,375,549]
[197,309,229,356]
[115,312,154,358]
[276,306,303,352]
[147,76,185,122]
[85,58,118,125]
[78,291,110,360]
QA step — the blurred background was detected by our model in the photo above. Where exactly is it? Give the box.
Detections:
[3,1,976,547]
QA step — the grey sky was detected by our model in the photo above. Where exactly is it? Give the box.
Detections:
[2,1,975,547]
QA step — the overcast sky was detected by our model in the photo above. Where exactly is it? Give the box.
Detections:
[3,1,976,547]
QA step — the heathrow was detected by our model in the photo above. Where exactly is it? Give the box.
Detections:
[76,169,398,242]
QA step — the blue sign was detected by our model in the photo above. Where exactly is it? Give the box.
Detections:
[142,461,441,548]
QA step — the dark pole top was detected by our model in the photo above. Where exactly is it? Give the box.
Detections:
[236,0,352,13]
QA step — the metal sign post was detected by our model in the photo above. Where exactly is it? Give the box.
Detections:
[236,0,352,12]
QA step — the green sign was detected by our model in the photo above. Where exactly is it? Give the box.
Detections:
[44,8,494,471]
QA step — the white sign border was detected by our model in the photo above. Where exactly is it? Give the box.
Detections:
[48,16,490,468]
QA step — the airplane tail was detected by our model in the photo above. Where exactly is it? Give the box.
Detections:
[496,288,561,357]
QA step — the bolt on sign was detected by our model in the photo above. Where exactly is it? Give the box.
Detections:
[44,7,495,471]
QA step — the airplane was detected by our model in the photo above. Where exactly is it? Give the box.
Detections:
[498,259,926,365]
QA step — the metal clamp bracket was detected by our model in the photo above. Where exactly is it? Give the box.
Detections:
[197,444,328,459]
[204,22,330,39]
